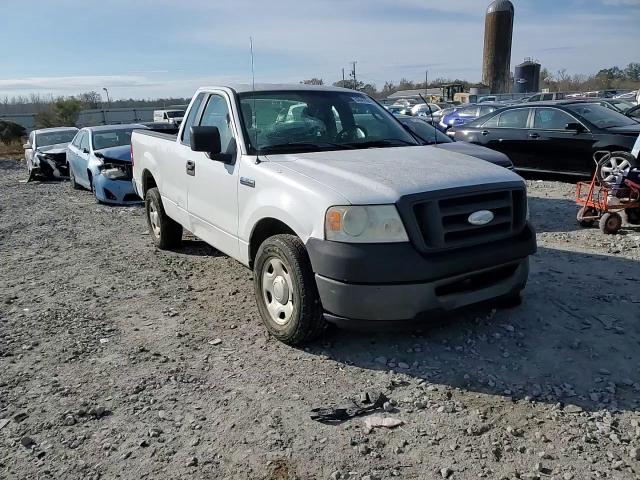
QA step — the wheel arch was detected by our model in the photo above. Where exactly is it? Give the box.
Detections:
[248,217,298,268]
[141,169,157,196]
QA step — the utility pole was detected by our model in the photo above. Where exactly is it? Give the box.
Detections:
[102,88,111,108]
[425,70,428,95]
[350,61,358,90]
[342,68,345,84]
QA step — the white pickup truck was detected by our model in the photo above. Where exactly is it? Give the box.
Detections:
[131,84,536,345]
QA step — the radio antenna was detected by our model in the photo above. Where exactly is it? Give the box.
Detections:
[419,93,437,146]
[250,36,260,163]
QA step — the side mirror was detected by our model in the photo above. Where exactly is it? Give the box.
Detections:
[190,126,221,155]
[565,122,584,133]
[23,143,31,149]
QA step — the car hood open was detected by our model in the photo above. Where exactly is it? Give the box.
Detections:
[94,145,131,162]
[266,146,523,204]
[37,143,69,155]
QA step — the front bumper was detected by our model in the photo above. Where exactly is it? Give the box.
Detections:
[94,174,142,205]
[306,223,536,323]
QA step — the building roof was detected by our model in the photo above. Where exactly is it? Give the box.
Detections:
[487,0,514,14]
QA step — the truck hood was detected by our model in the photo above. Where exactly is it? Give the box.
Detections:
[94,145,131,162]
[36,143,69,155]
[265,146,523,204]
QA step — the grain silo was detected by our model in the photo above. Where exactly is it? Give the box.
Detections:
[513,58,541,93]
[482,0,514,94]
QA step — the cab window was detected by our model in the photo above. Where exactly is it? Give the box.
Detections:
[199,94,234,153]
[181,93,207,146]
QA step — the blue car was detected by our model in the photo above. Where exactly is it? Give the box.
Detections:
[67,124,147,204]
[439,103,503,131]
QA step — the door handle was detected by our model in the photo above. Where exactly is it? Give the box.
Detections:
[186,160,195,176]
[481,130,490,136]
[528,133,540,139]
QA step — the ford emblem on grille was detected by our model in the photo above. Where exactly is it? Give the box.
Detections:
[468,210,494,226]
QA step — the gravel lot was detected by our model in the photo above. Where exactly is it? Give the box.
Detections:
[1,157,639,480]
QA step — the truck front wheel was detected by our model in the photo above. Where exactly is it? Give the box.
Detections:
[253,234,326,345]
[145,187,183,249]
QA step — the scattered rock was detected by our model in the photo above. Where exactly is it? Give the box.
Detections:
[364,416,404,430]
[186,456,198,467]
[208,338,222,346]
[20,436,36,449]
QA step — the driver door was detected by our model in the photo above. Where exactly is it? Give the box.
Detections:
[186,92,240,258]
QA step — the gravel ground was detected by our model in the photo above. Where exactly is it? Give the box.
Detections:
[1,157,639,480]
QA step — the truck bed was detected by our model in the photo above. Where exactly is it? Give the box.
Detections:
[135,129,178,141]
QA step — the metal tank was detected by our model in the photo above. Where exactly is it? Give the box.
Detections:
[482,0,514,94]
[513,58,541,94]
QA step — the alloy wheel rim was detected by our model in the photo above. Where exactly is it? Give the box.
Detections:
[601,156,631,183]
[261,257,294,325]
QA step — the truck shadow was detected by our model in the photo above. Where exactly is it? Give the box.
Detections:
[310,247,640,413]
[528,196,583,233]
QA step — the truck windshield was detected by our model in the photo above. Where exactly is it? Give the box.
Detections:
[237,90,418,154]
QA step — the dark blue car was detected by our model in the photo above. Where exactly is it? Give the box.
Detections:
[439,103,504,131]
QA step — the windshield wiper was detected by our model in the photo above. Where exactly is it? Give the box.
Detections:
[346,139,418,148]
[258,141,356,153]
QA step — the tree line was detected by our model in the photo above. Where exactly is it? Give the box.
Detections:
[0,92,190,116]
[302,62,640,97]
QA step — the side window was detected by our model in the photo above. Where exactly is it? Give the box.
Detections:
[181,93,207,146]
[541,93,553,101]
[482,114,500,128]
[199,94,234,153]
[80,132,90,151]
[497,109,530,128]
[533,108,574,130]
[528,94,541,102]
[29,132,35,147]
[73,132,83,148]
[479,106,496,115]
[460,106,479,117]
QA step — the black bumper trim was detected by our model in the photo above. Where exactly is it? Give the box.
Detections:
[306,223,536,285]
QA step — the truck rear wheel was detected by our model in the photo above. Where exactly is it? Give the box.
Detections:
[253,234,326,345]
[145,187,183,249]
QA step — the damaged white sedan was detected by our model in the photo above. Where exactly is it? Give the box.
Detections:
[24,127,79,180]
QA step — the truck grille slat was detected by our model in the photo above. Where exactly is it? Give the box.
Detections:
[401,185,527,252]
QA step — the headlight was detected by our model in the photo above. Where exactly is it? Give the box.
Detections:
[325,205,409,243]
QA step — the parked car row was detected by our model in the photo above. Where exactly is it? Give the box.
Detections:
[449,100,640,176]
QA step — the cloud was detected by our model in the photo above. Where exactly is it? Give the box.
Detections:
[0,75,156,91]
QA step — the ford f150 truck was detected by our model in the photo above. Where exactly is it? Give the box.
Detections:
[131,84,536,345]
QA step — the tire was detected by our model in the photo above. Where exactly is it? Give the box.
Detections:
[596,151,636,186]
[69,168,82,190]
[145,187,183,249]
[253,234,326,345]
[599,212,622,234]
[576,206,597,227]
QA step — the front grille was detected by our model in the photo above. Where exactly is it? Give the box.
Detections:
[401,185,527,252]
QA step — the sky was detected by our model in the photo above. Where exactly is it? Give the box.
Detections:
[0,0,638,100]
